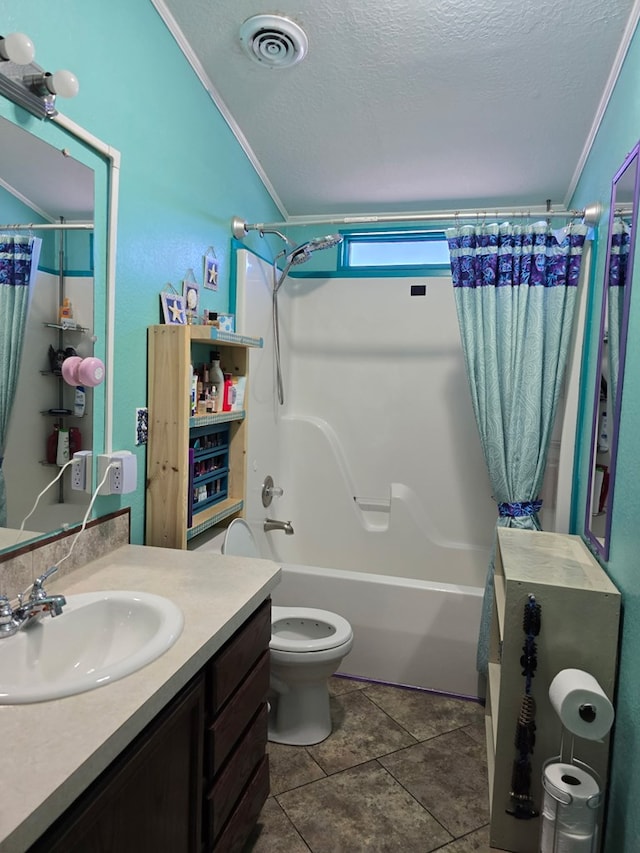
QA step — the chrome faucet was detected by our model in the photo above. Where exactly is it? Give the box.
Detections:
[263,518,295,535]
[0,566,67,639]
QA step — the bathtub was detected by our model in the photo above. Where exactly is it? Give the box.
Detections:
[271,562,484,700]
[194,523,485,699]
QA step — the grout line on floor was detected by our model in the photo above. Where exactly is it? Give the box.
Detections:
[272,795,314,850]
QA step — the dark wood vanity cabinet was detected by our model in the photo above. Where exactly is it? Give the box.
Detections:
[30,599,271,853]
[205,598,271,852]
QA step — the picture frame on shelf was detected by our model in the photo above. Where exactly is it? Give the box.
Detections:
[183,279,200,321]
[160,291,187,325]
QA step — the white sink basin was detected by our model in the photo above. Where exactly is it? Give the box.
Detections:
[0,590,184,704]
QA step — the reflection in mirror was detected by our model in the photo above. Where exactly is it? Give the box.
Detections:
[585,142,640,559]
[0,115,94,550]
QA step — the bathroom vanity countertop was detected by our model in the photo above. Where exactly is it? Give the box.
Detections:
[0,543,281,853]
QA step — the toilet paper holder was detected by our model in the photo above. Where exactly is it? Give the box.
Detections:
[540,749,603,853]
[540,670,612,853]
[542,748,603,808]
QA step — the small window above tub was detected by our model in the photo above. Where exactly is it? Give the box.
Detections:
[338,230,451,276]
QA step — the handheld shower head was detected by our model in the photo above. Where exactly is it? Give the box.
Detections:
[306,234,344,252]
[285,233,343,266]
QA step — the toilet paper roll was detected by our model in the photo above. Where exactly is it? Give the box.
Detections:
[540,763,600,853]
[548,669,614,740]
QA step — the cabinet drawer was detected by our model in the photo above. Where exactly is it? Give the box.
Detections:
[206,651,270,777]
[212,755,270,853]
[206,703,268,846]
[209,599,271,713]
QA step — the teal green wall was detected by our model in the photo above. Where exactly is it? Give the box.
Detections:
[0,185,91,271]
[2,0,281,545]
[570,23,640,853]
[0,185,53,261]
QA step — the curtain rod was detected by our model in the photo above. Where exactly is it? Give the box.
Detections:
[234,202,603,235]
[0,222,94,231]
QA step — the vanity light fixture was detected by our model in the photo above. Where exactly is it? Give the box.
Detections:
[0,32,79,119]
[0,32,35,64]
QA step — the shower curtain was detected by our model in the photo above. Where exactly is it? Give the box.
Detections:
[0,235,42,526]
[446,221,589,674]
[607,218,631,418]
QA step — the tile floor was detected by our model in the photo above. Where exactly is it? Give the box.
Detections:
[244,676,494,853]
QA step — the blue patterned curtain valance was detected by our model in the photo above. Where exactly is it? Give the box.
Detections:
[447,222,588,289]
[607,219,631,418]
[607,219,631,290]
[0,235,39,287]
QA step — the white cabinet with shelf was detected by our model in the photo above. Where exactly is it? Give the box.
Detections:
[145,324,262,550]
[486,528,620,853]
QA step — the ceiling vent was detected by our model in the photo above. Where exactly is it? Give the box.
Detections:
[239,14,308,68]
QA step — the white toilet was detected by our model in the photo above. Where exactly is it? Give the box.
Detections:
[222,518,354,746]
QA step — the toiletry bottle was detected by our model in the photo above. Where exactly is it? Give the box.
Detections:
[59,297,73,321]
[598,410,609,453]
[209,351,225,413]
[223,373,233,412]
[69,427,82,455]
[190,364,198,417]
[74,386,86,417]
[46,425,60,464]
[56,428,70,466]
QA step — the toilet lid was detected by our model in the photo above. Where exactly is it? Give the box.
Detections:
[271,605,353,652]
[222,519,260,558]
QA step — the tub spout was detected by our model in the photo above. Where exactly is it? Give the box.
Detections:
[264,518,294,535]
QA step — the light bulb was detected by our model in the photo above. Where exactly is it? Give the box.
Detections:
[0,32,35,64]
[45,69,79,98]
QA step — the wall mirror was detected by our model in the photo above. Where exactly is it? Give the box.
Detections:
[0,105,114,556]
[584,142,640,560]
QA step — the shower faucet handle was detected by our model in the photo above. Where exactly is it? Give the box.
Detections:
[261,475,283,507]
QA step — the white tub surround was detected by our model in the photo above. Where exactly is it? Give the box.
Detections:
[273,564,483,698]
[0,544,280,853]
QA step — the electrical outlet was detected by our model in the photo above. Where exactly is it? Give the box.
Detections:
[71,456,84,491]
[97,452,137,495]
[71,450,92,491]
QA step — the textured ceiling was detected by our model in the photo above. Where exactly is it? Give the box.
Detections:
[154,0,639,218]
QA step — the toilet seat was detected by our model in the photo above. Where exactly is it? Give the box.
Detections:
[222,518,260,558]
[271,606,353,653]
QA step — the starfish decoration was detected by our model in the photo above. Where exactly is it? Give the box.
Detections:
[169,299,184,322]
[208,262,218,285]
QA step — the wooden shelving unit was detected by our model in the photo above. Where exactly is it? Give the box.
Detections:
[145,324,262,550]
[486,528,620,853]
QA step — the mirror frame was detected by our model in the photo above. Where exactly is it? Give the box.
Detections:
[0,101,120,556]
[584,141,640,560]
